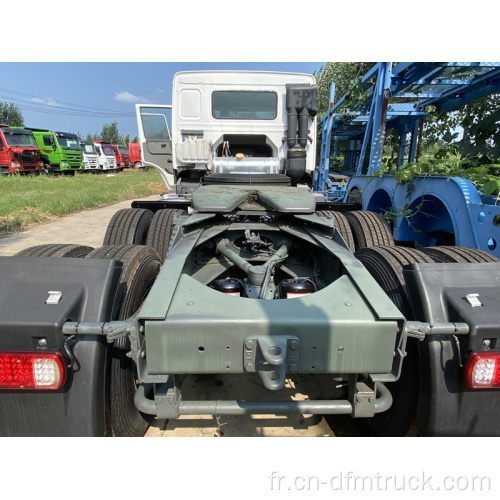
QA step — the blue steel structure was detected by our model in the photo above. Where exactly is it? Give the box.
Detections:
[314,62,500,257]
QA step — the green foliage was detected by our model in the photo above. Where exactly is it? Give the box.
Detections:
[85,121,127,143]
[314,62,375,118]
[0,102,24,126]
[423,94,500,166]
[379,149,500,196]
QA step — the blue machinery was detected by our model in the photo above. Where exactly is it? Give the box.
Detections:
[314,62,500,257]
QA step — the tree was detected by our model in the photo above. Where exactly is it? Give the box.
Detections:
[314,62,375,117]
[423,95,500,165]
[0,102,24,126]
[84,121,128,144]
[100,121,121,143]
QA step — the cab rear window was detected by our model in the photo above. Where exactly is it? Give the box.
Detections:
[212,91,277,120]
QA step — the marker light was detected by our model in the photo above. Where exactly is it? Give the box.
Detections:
[0,352,66,390]
[465,352,500,389]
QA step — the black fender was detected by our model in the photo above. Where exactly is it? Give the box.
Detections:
[404,262,500,436]
[0,257,122,436]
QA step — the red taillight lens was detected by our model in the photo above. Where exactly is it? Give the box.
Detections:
[0,352,66,390]
[465,352,500,389]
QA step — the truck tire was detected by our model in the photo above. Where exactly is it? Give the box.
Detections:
[15,244,94,258]
[202,173,291,186]
[86,244,162,437]
[146,208,188,261]
[420,246,499,263]
[134,162,143,169]
[103,208,154,246]
[316,210,355,252]
[355,246,434,436]
[345,211,394,251]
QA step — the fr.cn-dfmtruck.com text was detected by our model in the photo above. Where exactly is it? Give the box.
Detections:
[268,471,491,492]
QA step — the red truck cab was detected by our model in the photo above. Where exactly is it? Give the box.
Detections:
[112,144,130,169]
[128,142,143,168]
[0,125,42,174]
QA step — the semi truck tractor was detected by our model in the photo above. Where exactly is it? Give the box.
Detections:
[93,140,118,171]
[79,140,99,171]
[0,125,43,174]
[1,71,499,437]
[28,128,83,175]
[112,143,130,169]
[128,142,142,168]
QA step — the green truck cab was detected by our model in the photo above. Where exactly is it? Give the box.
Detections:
[27,128,83,175]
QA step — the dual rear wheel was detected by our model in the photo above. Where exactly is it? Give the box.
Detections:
[16,241,162,437]
[355,243,499,436]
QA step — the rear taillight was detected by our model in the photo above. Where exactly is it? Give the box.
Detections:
[465,352,500,389]
[0,352,66,390]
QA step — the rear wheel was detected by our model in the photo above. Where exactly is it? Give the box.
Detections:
[420,246,499,263]
[146,208,188,261]
[355,246,434,436]
[345,211,394,251]
[316,210,355,252]
[86,244,162,437]
[15,244,94,258]
[103,208,154,246]
[134,162,143,169]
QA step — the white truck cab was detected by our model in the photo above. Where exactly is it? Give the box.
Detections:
[93,140,117,171]
[79,140,99,170]
[136,71,317,192]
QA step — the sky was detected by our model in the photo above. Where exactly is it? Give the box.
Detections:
[0,62,325,141]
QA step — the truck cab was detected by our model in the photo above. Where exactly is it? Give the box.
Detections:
[28,128,83,175]
[128,142,142,168]
[79,140,99,171]
[0,125,42,174]
[93,140,117,171]
[136,71,317,192]
[112,143,130,169]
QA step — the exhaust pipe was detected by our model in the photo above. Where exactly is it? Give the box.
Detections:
[286,84,317,184]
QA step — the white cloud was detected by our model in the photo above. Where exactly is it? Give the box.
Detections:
[31,97,60,107]
[114,91,150,104]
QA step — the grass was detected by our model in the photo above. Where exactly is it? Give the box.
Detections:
[0,169,166,237]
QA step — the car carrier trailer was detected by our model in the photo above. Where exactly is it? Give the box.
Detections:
[1,70,499,437]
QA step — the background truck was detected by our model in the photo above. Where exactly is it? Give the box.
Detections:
[128,142,142,168]
[28,128,83,175]
[93,140,117,171]
[79,140,99,171]
[0,125,42,174]
[112,143,130,169]
[1,70,499,438]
